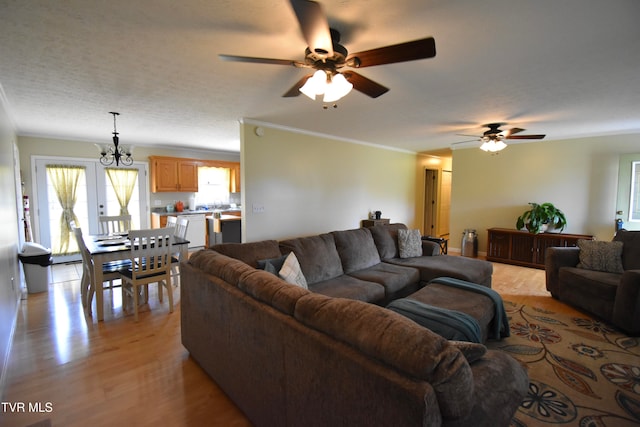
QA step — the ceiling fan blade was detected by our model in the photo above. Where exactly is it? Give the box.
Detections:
[456,133,481,138]
[282,74,312,97]
[506,134,546,140]
[342,71,389,98]
[289,0,334,57]
[219,54,306,67]
[347,37,436,68]
[452,139,480,145]
[504,127,525,137]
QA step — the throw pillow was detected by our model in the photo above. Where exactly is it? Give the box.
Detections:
[577,240,624,274]
[279,252,308,289]
[398,229,422,258]
[257,254,288,276]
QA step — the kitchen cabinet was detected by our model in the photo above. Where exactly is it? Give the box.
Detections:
[149,156,199,192]
[487,228,593,269]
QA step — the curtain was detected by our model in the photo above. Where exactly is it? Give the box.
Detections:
[46,165,83,255]
[106,168,138,216]
[196,167,231,204]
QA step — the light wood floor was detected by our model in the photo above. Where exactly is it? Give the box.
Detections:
[1,258,584,427]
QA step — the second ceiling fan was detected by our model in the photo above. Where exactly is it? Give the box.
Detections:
[219,0,436,103]
[455,123,546,153]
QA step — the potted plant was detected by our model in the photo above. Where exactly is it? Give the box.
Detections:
[516,202,567,234]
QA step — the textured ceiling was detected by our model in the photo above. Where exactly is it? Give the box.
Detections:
[1,0,639,154]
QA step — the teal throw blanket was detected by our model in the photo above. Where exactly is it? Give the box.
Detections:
[387,298,483,343]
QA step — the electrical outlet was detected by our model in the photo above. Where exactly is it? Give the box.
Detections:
[252,204,265,213]
[153,200,162,206]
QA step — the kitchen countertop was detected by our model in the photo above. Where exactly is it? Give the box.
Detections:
[206,214,241,222]
[152,209,241,216]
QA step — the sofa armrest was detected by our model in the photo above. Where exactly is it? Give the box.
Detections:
[422,240,441,256]
[545,247,580,298]
[613,269,640,335]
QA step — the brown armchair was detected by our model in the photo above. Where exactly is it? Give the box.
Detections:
[545,230,640,335]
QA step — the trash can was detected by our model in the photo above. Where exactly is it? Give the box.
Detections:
[18,242,53,293]
[461,229,478,258]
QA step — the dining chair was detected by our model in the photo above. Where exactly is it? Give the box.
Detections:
[72,225,131,314]
[119,227,175,321]
[98,214,131,235]
[166,215,177,228]
[170,217,190,285]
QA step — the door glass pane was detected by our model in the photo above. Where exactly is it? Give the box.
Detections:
[104,168,142,230]
[45,166,88,256]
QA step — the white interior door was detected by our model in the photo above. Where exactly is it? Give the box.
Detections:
[33,157,148,263]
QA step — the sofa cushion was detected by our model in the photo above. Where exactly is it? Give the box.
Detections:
[279,234,344,284]
[294,293,474,419]
[278,252,308,289]
[559,267,620,301]
[558,266,620,321]
[347,262,420,297]
[577,239,624,273]
[309,275,385,303]
[368,223,408,260]
[188,249,255,286]
[238,269,310,315]
[614,229,640,270]
[398,229,423,258]
[212,240,281,268]
[385,255,493,288]
[331,228,381,273]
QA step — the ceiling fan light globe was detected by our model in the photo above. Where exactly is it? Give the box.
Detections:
[323,73,353,102]
[300,70,327,99]
[480,140,507,152]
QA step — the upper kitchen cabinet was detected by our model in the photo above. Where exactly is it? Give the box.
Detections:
[150,156,199,192]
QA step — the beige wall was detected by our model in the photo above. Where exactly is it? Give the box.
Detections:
[450,133,640,253]
[0,103,21,397]
[241,122,418,241]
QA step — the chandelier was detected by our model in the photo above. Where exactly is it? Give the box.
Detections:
[96,112,133,166]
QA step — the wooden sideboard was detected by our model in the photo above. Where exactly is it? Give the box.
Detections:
[486,228,594,269]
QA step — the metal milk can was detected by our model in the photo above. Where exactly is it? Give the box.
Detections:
[461,229,478,257]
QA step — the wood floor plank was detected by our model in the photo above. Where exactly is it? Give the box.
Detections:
[2,258,582,426]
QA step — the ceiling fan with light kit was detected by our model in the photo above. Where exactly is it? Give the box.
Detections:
[219,0,436,106]
[453,123,546,153]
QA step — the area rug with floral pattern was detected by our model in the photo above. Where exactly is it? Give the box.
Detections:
[487,300,640,427]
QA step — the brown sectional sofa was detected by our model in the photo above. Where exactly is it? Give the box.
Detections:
[180,223,528,426]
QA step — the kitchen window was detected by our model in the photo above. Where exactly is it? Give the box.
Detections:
[195,166,232,206]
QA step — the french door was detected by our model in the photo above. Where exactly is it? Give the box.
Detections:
[33,157,149,263]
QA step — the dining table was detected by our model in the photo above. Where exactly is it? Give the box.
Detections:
[83,232,190,321]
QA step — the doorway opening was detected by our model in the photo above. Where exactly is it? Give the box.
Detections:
[423,168,451,240]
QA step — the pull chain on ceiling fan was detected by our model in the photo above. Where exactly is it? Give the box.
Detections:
[219,0,437,105]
